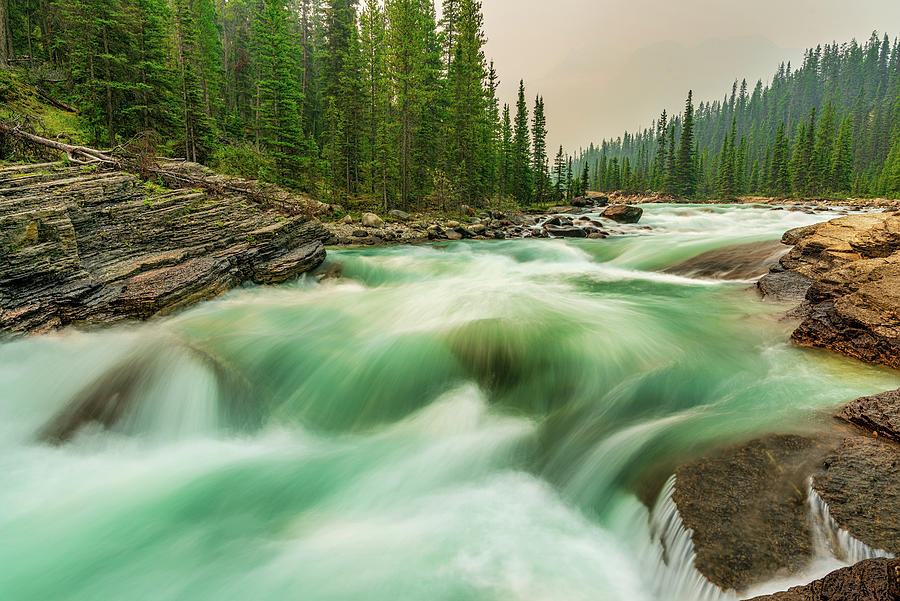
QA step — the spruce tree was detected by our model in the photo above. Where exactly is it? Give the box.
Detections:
[531,95,548,203]
[511,79,532,204]
[674,90,697,197]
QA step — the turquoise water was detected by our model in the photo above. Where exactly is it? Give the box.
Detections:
[1,205,896,601]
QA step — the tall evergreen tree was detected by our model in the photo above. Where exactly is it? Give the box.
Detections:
[511,79,531,204]
[531,95,548,203]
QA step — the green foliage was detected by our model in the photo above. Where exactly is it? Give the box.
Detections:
[4,0,561,210]
[580,33,900,199]
[209,144,271,180]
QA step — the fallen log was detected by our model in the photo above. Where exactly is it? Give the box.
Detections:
[0,121,309,215]
[0,122,115,164]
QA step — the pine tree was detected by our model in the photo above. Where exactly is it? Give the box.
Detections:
[791,107,817,196]
[445,0,489,206]
[174,0,217,161]
[498,104,513,203]
[652,110,668,188]
[552,144,565,200]
[531,95,548,203]
[511,79,531,204]
[359,0,393,206]
[674,90,697,197]
[580,161,589,195]
[831,115,854,193]
[770,122,791,196]
[253,0,311,187]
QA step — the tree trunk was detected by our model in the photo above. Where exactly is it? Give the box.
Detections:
[0,0,9,67]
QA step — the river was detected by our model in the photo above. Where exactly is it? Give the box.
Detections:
[1,205,897,601]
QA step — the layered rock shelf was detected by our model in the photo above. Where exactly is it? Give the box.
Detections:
[0,163,329,335]
[759,212,900,368]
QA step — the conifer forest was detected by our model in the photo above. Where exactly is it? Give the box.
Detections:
[1,1,898,204]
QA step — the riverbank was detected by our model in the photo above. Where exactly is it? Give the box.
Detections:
[663,210,900,599]
[0,162,330,335]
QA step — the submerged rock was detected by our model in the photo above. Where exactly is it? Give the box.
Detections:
[666,240,788,280]
[0,164,328,335]
[601,204,643,223]
[745,558,900,601]
[36,339,259,444]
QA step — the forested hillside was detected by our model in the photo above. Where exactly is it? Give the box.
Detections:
[579,33,900,199]
[0,0,559,211]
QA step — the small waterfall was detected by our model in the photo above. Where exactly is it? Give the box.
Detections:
[645,476,735,601]
[806,478,895,564]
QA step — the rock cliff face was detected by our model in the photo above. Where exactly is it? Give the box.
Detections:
[0,162,328,335]
[759,212,900,368]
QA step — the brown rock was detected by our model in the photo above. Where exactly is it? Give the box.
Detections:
[0,164,327,335]
[672,435,833,591]
[770,213,900,369]
[601,204,643,223]
[840,389,900,442]
[744,558,900,601]
[812,436,900,555]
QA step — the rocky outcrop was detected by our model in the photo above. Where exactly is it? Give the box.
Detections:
[671,389,900,594]
[840,389,900,442]
[745,558,900,601]
[671,434,833,591]
[601,204,643,223]
[759,213,900,368]
[812,435,900,555]
[0,163,328,335]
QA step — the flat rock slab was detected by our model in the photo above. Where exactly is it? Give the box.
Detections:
[745,558,900,601]
[813,435,900,555]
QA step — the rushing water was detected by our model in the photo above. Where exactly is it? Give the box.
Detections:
[1,205,898,601]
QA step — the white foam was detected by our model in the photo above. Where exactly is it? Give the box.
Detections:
[806,478,895,564]
[645,476,735,601]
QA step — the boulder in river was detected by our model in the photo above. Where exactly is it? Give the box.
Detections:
[544,215,573,227]
[388,209,410,221]
[544,225,588,238]
[672,434,832,591]
[601,204,643,223]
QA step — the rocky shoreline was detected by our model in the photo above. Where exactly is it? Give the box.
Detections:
[0,163,330,335]
[666,211,900,599]
[321,194,647,246]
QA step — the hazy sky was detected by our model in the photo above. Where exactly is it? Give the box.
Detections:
[476,0,900,151]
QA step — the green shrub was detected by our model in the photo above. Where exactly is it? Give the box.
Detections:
[209,144,272,180]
